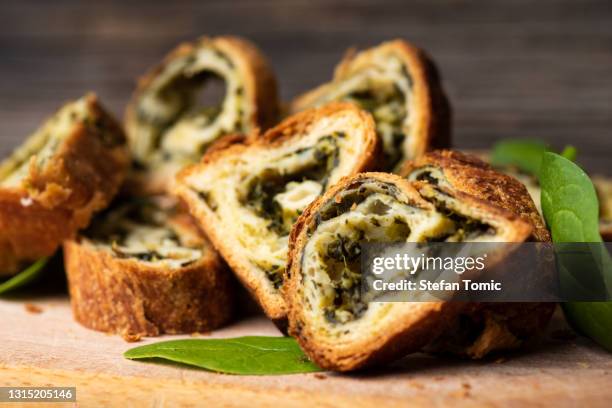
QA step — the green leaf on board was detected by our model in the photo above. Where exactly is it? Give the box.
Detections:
[124,336,322,375]
[0,258,49,295]
[539,152,612,352]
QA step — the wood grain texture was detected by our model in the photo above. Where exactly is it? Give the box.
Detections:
[0,0,610,173]
[0,296,611,407]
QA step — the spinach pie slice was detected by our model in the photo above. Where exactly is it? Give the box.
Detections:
[0,94,128,276]
[125,35,280,193]
[175,103,379,324]
[64,196,233,340]
[291,39,451,172]
[468,149,612,241]
[402,150,555,359]
[285,172,533,371]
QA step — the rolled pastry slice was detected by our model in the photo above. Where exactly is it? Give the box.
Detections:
[291,39,451,172]
[285,172,533,371]
[125,35,280,193]
[402,150,551,242]
[464,149,612,241]
[64,196,234,340]
[175,103,379,324]
[0,94,128,276]
[401,150,555,358]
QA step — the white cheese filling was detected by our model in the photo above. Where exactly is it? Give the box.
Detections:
[299,180,502,336]
[185,114,368,288]
[132,47,249,167]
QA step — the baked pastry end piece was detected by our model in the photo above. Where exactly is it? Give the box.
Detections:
[0,94,129,276]
[64,197,234,339]
[401,149,550,242]
[401,150,555,358]
[175,103,380,324]
[285,172,532,371]
[291,39,451,171]
[125,35,280,194]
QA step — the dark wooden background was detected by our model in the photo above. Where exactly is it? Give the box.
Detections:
[0,0,610,173]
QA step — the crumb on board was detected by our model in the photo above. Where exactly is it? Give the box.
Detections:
[314,373,327,380]
[24,303,43,314]
[409,381,425,390]
[190,331,212,337]
[451,385,472,399]
[122,333,142,343]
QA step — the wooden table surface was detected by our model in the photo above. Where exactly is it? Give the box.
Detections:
[0,294,611,408]
[0,0,610,173]
[0,2,611,406]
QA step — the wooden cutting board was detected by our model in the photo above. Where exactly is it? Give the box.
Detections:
[0,293,611,408]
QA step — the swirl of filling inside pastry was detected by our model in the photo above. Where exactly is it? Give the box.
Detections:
[175,103,379,322]
[65,196,233,338]
[285,173,532,371]
[0,94,128,275]
[125,36,279,192]
[83,197,203,269]
[291,39,450,172]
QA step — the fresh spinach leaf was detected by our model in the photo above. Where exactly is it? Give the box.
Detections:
[0,258,49,295]
[540,153,601,243]
[490,138,577,176]
[124,336,322,375]
[540,152,612,351]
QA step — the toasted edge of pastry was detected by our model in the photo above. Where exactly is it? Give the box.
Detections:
[401,150,555,358]
[125,35,280,194]
[285,172,533,371]
[463,149,612,241]
[291,39,451,171]
[64,196,234,340]
[175,102,380,324]
[0,94,129,275]
[401,149,551,242]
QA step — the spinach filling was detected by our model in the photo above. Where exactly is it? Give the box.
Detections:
[135,48,242,165]
[240,133,343,288]
[310,180,496,325]
[321,232,365,324]
[244,134,343,235]
[313,182,412,324]
[85,199,199,267]
[343,79,408,170]
[425,199,495,241]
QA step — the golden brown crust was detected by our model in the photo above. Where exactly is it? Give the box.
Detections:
[401,150,555,358]
[0,94,129,275]
[64,213,234,339]
[285,172,533,371]
[124,36,280,195]
[465,150,612,241]
[175,103,381,324]
[401,149,551,242]
[291,39,451,167]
